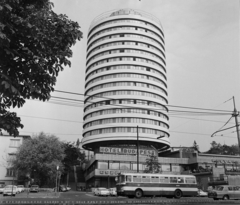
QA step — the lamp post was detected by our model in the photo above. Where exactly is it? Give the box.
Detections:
[137,126,139,173]
[56,165,59,193]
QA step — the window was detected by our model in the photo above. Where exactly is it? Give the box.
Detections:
[109,161,119,170]
[6,168,16,177]
[170,177,178,183]
[133,175,141,183]
[185,177,196,184]
[151,176,159,183]
[142,176,150,183]
[160,176,169,183]
[120,162,130,170]
[177,177,184,183]
[9,139,20,147]
[98,161,108,169]
[126,175,132,182]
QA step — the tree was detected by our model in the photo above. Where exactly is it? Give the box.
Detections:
[205,141,239,155]
[0,0,82,136]
[144,154,161,173]
[193,140,200,153]
[12,132,65,186]
[62,142,86,186]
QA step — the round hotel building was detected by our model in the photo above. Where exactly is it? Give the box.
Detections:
[82,9,170,155]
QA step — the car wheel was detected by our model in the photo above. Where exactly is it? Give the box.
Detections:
[223,195,229,200]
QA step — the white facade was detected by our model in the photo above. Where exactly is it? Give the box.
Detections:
[0,134,29,185]
[82,9,170,152]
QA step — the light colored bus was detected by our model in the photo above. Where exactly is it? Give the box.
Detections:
[116,172,198,198]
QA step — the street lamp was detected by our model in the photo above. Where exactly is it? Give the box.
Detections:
[56,165,59,193]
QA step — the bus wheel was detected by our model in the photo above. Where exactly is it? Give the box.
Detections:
[135,189,143,198]
[174,189,182,199]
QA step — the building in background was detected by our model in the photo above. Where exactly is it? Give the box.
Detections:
[82,8,170,188]
[81,8,240,190]
[0,132,30,186]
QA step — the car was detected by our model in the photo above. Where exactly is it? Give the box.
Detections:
[3,185,17,196]
[17,185,25,193]
[109,187,117,196]
[29,185,39,193]
[208,185,240,200]
[0,184,5,194]
[197,189,208,197]
[59,185,67,192]
[94,187,110,196]
[66,186,71,191]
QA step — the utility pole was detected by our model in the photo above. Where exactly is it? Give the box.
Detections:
[232,96,240,154]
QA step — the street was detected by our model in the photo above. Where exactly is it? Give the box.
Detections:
[0,191,239,205]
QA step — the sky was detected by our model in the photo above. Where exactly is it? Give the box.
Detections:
[12,0,240,152]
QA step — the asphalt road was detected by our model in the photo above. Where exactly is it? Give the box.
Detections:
[0,191,239,205]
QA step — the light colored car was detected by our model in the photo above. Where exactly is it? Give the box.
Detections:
[94,187,110,196]
[29,185,39,193]
[0,184,5,194]
[17,185,25,193]
[208,185,240,200]
[197,189,207,197]
[3,185,17,196]
[66,186,71,191]
[109,188,117,196]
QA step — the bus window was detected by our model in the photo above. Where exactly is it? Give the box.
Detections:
[177,177,184,183]
[170,177,177,183]
[133,175,141,183]
[126,175,132,182]
[142,175,150,183]
[185,177,196,184]
[151,176,159,183]
[160,176,169,183]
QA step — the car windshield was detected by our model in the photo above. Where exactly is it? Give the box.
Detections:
[18,185,24,187]
[31,185,38,188]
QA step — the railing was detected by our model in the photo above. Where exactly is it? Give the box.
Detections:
[89,9,163,31]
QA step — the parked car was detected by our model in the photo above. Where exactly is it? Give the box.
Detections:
[29,185,39,193]
[197,189,208,197]
[208,185,240,200]
[66,186,71,191]
[0,184,5,194]
[17,185,25,193]
[109,188,117,196]
[94,187,110,196]
[3,185,17,196]
[54,185,67,192]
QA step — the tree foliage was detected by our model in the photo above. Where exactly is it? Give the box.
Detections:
[13,132,65,186]
[205,141,239,155]
[144,154,161,173]
[0,0,82,136]
[62,141,86,171]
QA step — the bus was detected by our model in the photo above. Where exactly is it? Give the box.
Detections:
[116,172,198,199]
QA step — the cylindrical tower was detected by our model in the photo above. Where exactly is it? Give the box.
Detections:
[82,9,170,152]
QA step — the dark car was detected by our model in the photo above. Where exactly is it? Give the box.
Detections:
[29,185,39,193]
